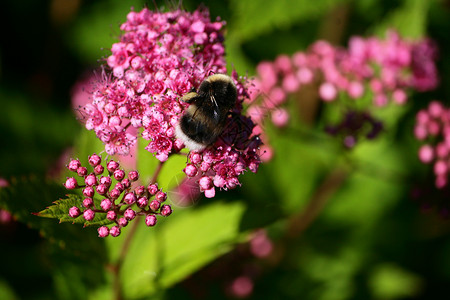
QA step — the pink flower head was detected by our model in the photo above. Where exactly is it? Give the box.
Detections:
[415,101,450,188]
[81,7,227,159]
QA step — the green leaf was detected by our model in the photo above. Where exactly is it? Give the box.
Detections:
[37,194,114,227]
[369,263,423,299]
[0,177,107,259]
[0,279,18,300]
[108,200,247,299]
[38,194,83,221]
[372,0,430,39]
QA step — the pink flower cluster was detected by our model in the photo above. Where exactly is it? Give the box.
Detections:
[82,7,227,158]
[247,31,438,154]
[65,154,171,237]
[249,30,438,108]
[415,101,450,189]
[79,7,261,198]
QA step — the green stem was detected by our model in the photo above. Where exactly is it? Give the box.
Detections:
[286,165,350,238]
[112,160,165,300]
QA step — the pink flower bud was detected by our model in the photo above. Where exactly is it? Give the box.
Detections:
[135,185,146,196]
[124,208,136,220]
[100,199,113,211]
[85,174,97,186]
[94,164,104,175]
[200,161,211,172]
[137,197,148,208]
[296,67,313,84]
[434,160,447,176]
[392,89,407,105]
[347,81,364,99]
[199,176,213,191]
[213,175,226,188]
[145,214,157,226]
[271,108,289,128]
[155,191,167,202]
[96,184,108,195]
[319,82,337,102]
[128,170,139,181]
[230,276,253,298]
[114,169,125,181]
[160,205,172,216]
[414,125,428,140]
[250,230,273,258]
[184,164,198,177]
[114,182,125,192]
[107,210,117,220]
[436,175,447,189]
[83,186,95,198]
[110,226,121,237]
[189,152,202,164]
[100,176,112,187]
[121,178,131,189]
[418,144,434,163]
[429,101,444,118]
[98,226,109,237]
[227,177,240,190]
[124,192,136,204]
[107,160,120,173]
[88,154,102,167]
[77,166,88,177]
[83,198,94,208]
[204,187,215,198]
[118,217,128,227]
[150,200,160,211]
[147,183,158,195]
[109,188,121,200]
[83,209,95,221]
[68,206,80,218]
[67,159,81,172]
[64,177,78,189]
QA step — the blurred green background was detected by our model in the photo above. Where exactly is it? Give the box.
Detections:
[1,0,450,299]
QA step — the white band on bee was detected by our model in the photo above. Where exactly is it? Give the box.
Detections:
[175,123,207,152]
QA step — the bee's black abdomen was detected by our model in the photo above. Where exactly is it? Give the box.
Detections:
[179,112,219,146]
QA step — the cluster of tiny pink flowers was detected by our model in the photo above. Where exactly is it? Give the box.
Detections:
[415,101,450,189]
[246,31,438,154]
[64,154,171,237]
[78,7,262,198]
[82,7,227,158]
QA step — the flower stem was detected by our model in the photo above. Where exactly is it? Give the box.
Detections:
[111,160,165,300]
[286,165,349,238]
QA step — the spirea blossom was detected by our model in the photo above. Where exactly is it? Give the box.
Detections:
[415,101,450,188]
[78,7,261,198]
[82,7,227,157]
[65,155,170,237]
[247,30,438,155]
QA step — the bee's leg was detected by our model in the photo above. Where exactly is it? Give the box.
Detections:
[181,92,198,103]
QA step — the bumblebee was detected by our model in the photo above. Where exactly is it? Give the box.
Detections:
[175,74,237,151]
